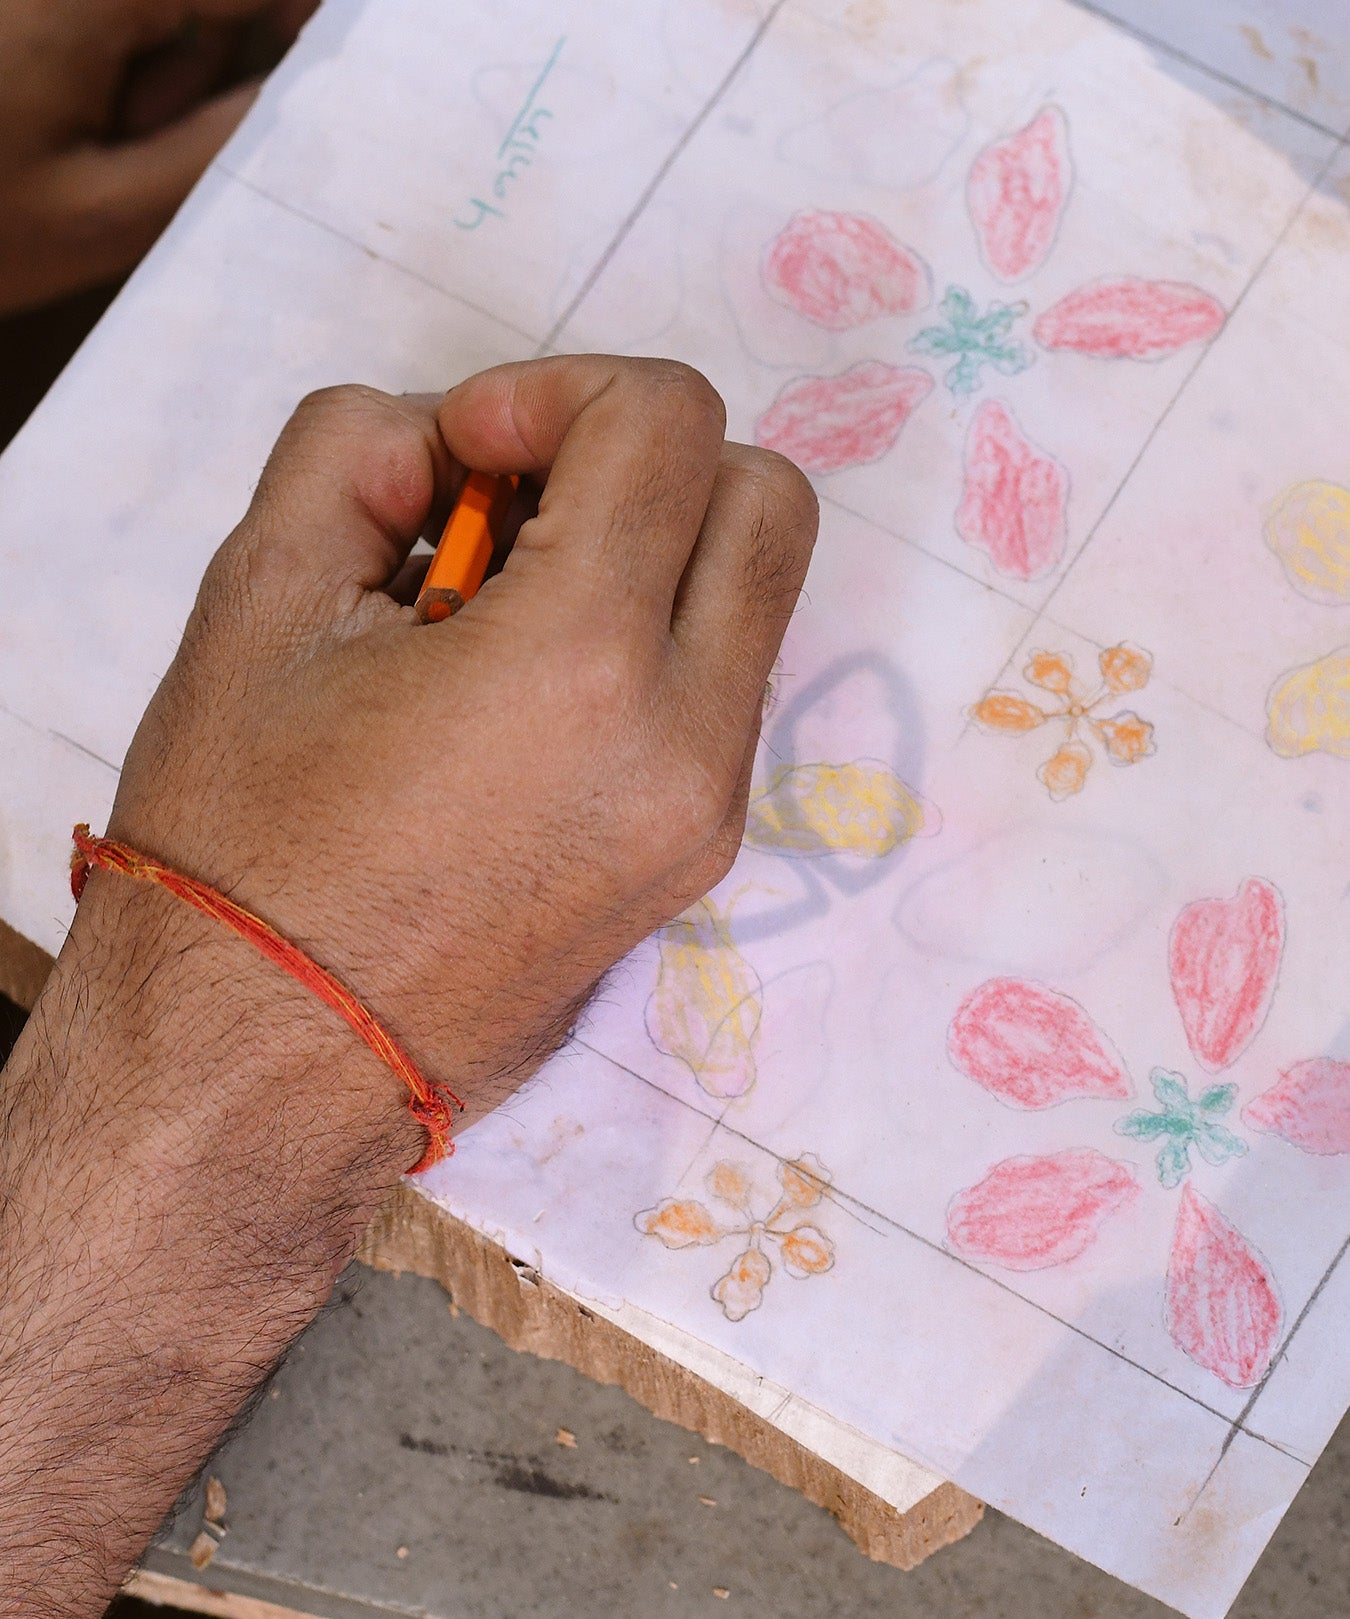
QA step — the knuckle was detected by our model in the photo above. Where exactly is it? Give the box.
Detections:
[629,359,726,432]
[736,446,819,533]
[721,482,806,606]
[283,385,420,463]
[700,816,745,885]
[660,753,736,856]
[291,382,383,427]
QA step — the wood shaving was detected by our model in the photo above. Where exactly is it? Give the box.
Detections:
[555,1428,577,1448]
[189,1532,219,1570]
[713,1587,730,1600]
[204,1476,227,1526]
[699,1496,717,1507]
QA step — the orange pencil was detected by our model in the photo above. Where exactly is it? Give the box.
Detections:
[415,471,519,623]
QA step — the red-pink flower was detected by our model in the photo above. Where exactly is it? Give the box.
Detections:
[946,877,1342,1387]
[751,103,1228,591]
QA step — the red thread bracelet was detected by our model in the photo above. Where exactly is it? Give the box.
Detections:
[70,823,462,1173]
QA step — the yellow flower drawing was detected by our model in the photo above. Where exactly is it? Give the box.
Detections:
[744,761,938,857]
[635,1154,836,1321]
[971,644,1156,799]
[645,897,762,1098]
[1266,648,1350,760]
[1265,481,1350,604]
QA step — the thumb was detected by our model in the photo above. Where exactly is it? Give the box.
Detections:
[221,388,459,610]
[5,82,257,314]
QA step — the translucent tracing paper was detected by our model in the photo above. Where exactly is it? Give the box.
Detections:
[0,3,1347,1613]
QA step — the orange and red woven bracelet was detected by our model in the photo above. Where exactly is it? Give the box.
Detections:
[71,823,462,1173]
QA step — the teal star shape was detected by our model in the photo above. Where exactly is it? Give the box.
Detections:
[908,284,1035,396]
[1115,1069,1248,1189]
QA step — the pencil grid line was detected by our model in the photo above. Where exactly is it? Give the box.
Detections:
[571,1037,1311,1468]
[0,698,120,777]
[214,165,546,352]
[817,489,1040,614]
[537,0,791,353]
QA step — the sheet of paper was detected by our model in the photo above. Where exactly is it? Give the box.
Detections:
[1,3,1347,1614]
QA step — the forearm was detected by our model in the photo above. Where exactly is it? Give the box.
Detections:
[0,871,416,1619]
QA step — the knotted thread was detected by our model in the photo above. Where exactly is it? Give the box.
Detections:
[70,823,461,1173]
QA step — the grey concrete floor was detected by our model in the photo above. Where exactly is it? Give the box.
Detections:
[130,1262,1347,1619]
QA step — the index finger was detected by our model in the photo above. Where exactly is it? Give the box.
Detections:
[436,356,727,624]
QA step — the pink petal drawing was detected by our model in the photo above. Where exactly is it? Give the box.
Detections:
[948,978,1132,1107]
[1166,1184,1282,1388]
[755,363,934,475]
[1244,1059,1350,1155]
[956,398,1069,580]
[947,1150,1139,1270]
[967,105,1072,281]
[1169,878,1283,1073]
[763,211,931,330]
[1034,277,1226,359]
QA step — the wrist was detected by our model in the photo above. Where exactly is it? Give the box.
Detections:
[23,865,422,1229]
[0,869,419,1619]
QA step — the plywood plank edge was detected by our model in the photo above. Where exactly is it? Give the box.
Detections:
[357,1182,983,1570]
[125,1569,326,1619]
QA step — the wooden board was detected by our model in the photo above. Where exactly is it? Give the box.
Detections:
[126,1569,329,1619]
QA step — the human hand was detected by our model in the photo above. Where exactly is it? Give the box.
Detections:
[0,357,816,1617]
[109,355,819,1145]
[0,1,316,314]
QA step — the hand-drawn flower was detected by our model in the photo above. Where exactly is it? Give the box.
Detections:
[1264,480,1350,604]
[750,104,1228,585]
[636,1153,836,1321]
[970,644,1156,799]
[1266,646,1350,759]
[646,897,762,1099]
[944,876,1350,1388]
[744,760,940,858]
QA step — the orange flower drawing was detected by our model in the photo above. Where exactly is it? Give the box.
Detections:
[635,1154,836,1321]
[971,644,1155,799]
